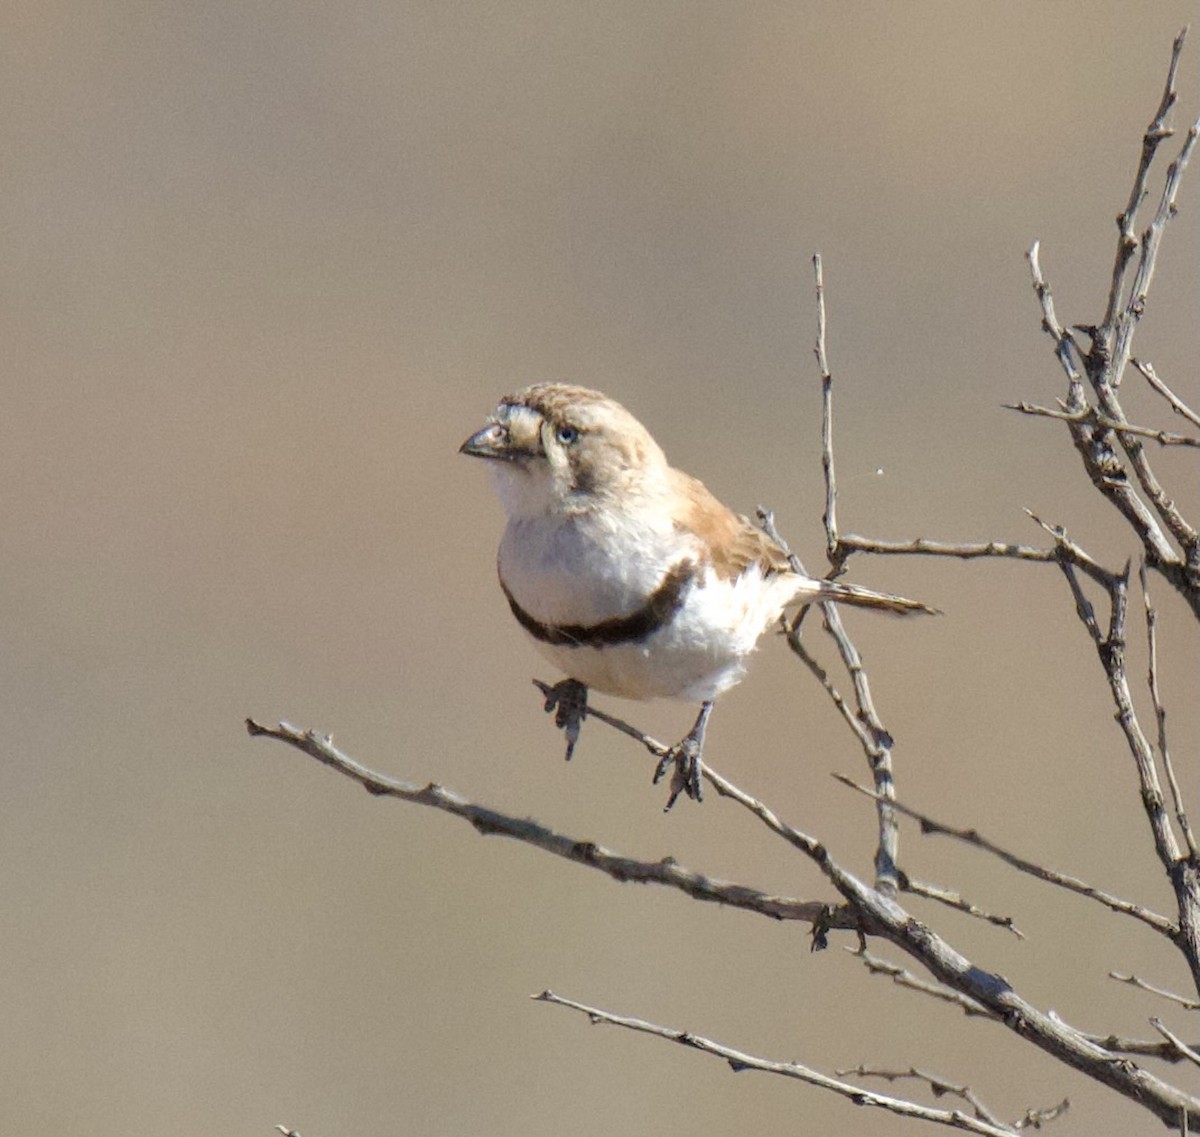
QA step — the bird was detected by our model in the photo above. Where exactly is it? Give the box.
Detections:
[460,383,935,808]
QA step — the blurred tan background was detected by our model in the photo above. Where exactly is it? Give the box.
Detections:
[3,3,1198,1134]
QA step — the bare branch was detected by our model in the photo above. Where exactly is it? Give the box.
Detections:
[1004,400,1200,447]
[838,533,1060,565]
[760,507,901,894]
[899,874,1024,939]
[1134,359,1200,428]
[1111,971,1200,1012]
[837,1067,1067,1134]
[248,717,1200,1124]
[853,946,997,1020]
[1141,565,1198,858]
[815,600,900,892]
[1012,1099,1071,1130]
[1050,546,1106,646]
[1027,35,1200,613]
[834,1066,1012,1131]
[1069,564,1184,871]
[1027,241,1087,394]
[1027,246,1195,608]
[804,257,902,893]
[244,719,840,927]
[1102,27,1190,336]
[838,520,1120,595]
[1087,1032,1200,1063]
[813,253,837,555]
[1152,1019,1200,1069]
[1108,114,1200,389]
[835,774,1177,937]
[536,990,1021,1137]
[780,622,879,755]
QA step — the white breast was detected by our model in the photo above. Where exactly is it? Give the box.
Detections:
[499,512,800,703]
[498,507,684,628]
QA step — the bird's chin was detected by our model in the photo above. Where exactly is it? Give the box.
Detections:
[487,461,554,518]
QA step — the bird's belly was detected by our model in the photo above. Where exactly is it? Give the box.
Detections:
[528,566,796,703]
[532,637,743,702]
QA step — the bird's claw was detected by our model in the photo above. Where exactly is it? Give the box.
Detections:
[653,701,714,810]
[653,737,704,810]
[536,678,588,760]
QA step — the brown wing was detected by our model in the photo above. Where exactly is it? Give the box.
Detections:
[667,468,793,581]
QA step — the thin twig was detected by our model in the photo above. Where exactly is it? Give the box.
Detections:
[1152,1019,1200,1069]
[536,991,1021,1137]
[817,600,899,893]
[1054,554,1105,646]
[1004,401,1200,447]
[781,623,878,755]
[1048,535,1200,996]
[813,254,837,555]
[1102,27,1189,337]
[1108,114,1200,390]
[838,522,1119,594]
[1027,245,1192,608]
[835,775,1177,937]
[1111,971,1200,1011]
[539,670,897,949]
[1025,36,1200,611]
[1013,1099,1071,1130]
[852,946,996,1020]
[1025,510,1121,588]
[804,258,901,895]
[1080,564,1183,870]
[761,508,900,894]
[1134,359,1200,428]
[1026,241,1086,393]
[1141,565,1198,858]
[833,1066,1011,1131]
[840,533,1070,566]
[1086,1032,1200,1063]
[249,718,1200,1125]
[899,874,1024,939]
[245,719,840,927]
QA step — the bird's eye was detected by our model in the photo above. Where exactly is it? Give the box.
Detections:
[556,424,580,445]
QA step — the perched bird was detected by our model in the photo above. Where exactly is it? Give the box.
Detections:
[461,383,934,807]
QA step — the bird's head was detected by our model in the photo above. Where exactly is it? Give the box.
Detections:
[460,384,668,519]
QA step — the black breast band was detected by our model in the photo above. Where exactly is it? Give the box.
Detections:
[499,560,695,648]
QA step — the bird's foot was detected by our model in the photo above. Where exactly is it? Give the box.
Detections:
[652,701,714,811]
[535,678,588,761]
[653,737,704,810]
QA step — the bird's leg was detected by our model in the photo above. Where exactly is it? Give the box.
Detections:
[654,700,714,810]
[537,678,589,761]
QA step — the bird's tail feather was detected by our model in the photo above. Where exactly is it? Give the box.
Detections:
[797,579,939,616]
